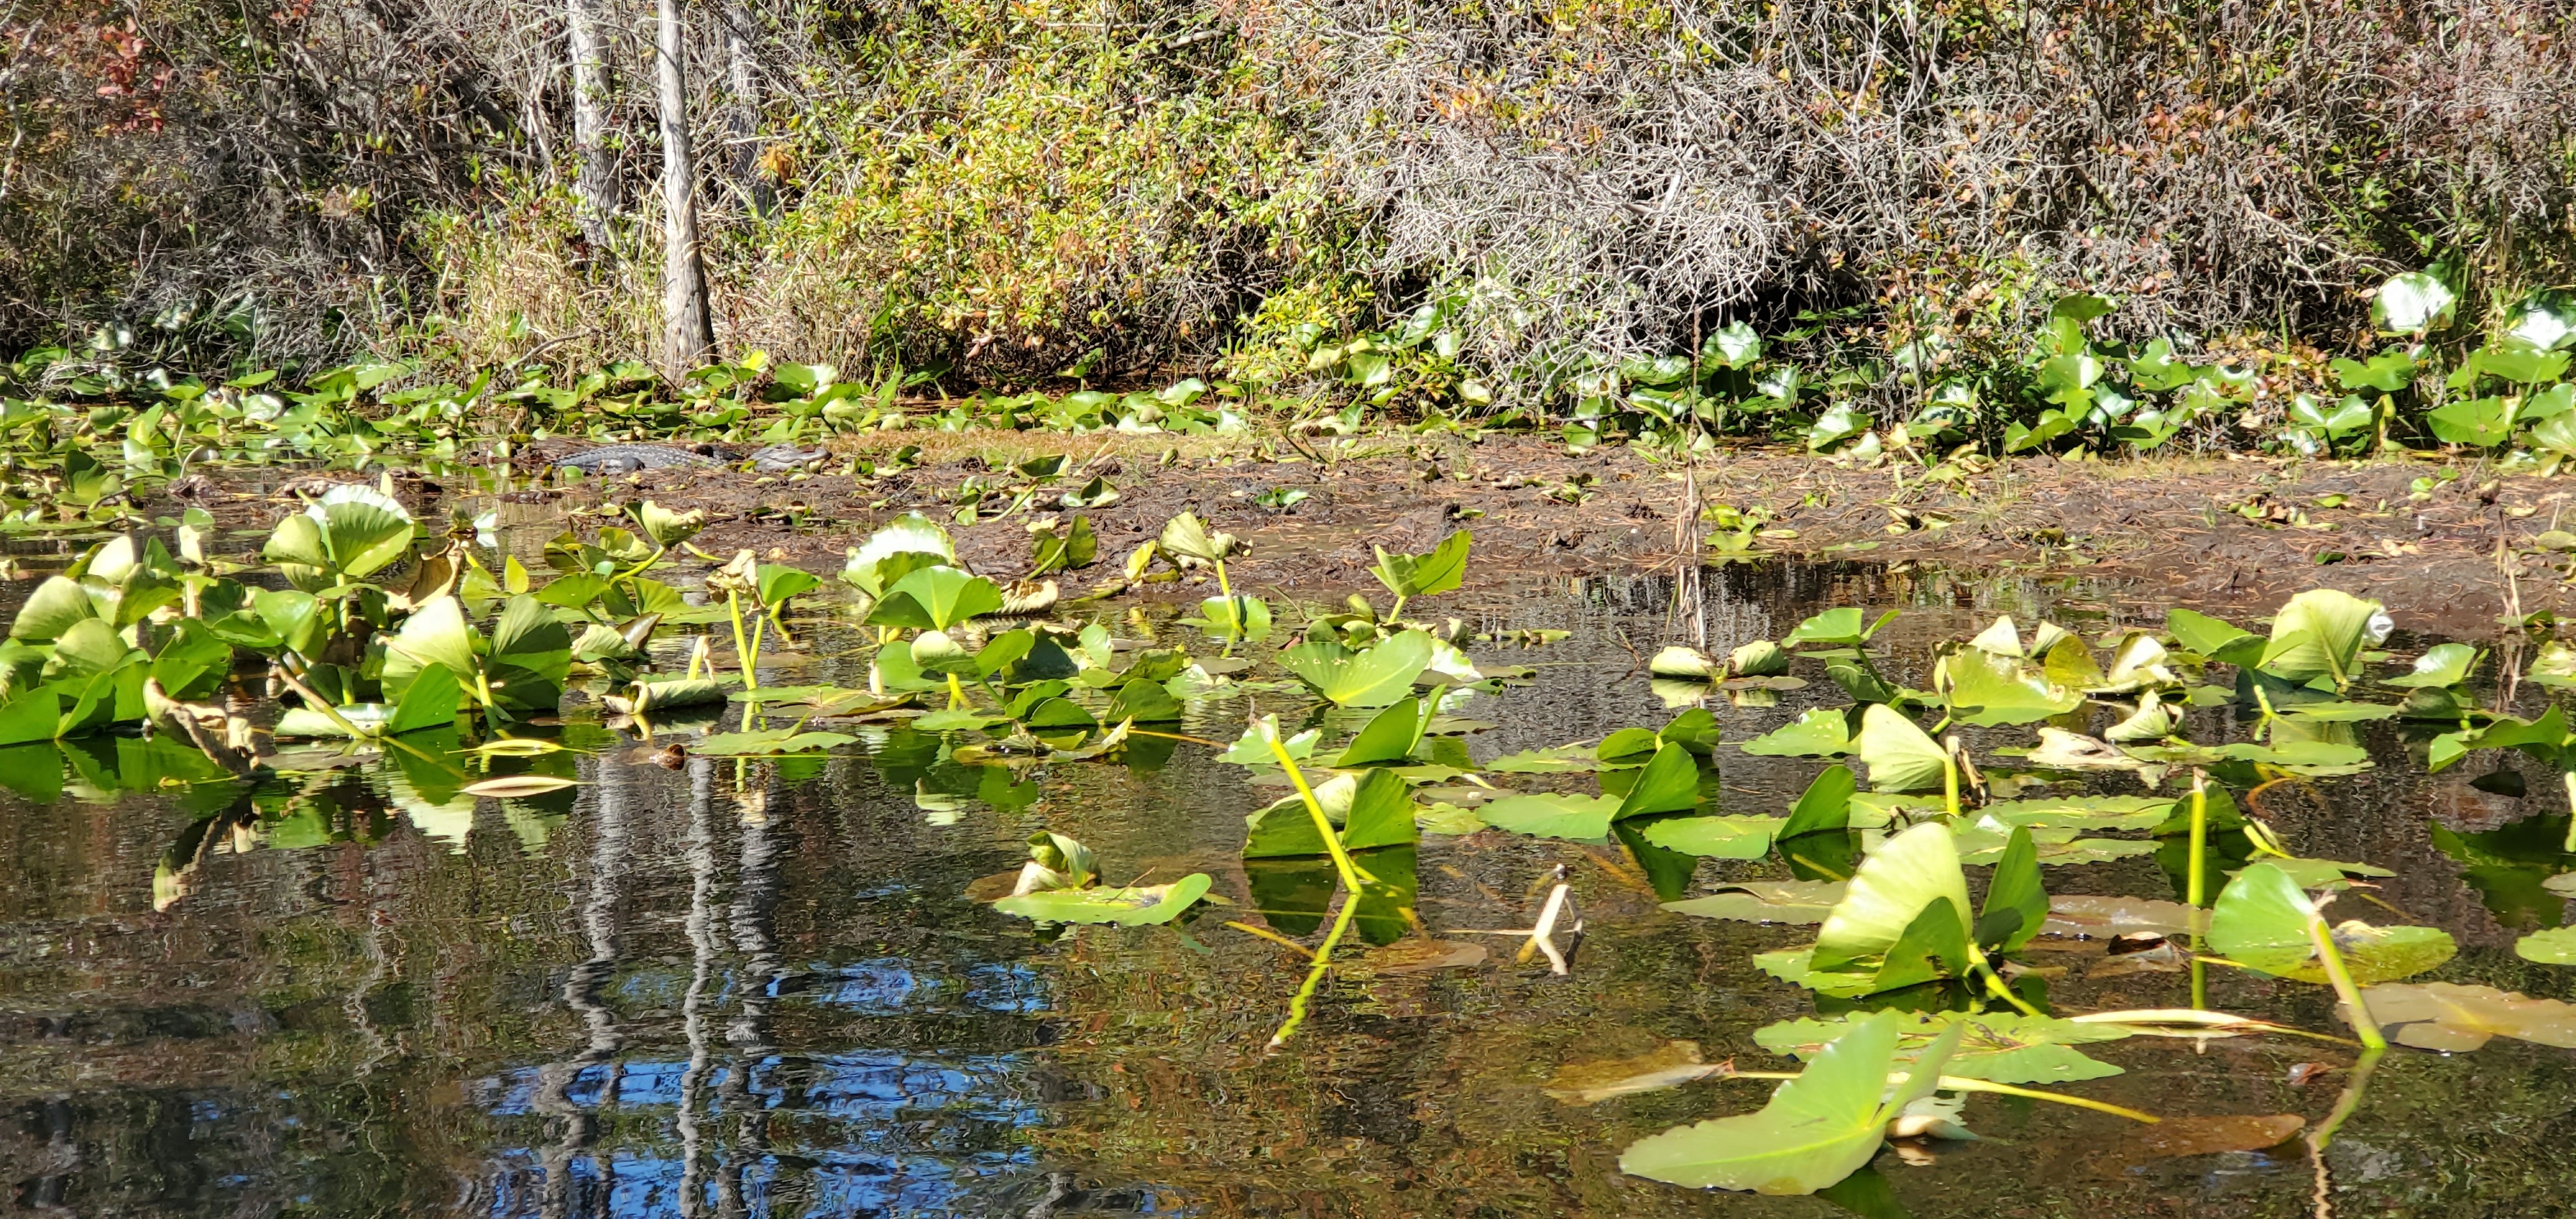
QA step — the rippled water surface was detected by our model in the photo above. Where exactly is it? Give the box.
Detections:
[8,557,2576,1218]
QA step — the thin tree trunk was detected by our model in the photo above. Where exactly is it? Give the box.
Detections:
[654,0,716,369]
[720,2,774,218]
[566,0,615,248]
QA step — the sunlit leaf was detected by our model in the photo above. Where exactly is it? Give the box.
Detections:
[1618,1012,1963,1194]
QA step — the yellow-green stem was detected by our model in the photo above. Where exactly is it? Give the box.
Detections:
[1720,1070,2158,1124]
[1266,726,1372,894]
[725,590,758,691]
[2187,770,2210,910]
[2308,912,2387,1050]
[1968,943,2044,1017]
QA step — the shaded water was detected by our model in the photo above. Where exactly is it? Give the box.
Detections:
[6,558,2576,1217]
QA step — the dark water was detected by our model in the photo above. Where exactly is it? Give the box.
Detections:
[8,557,2576,1218]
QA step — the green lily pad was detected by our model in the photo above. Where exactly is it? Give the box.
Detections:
[1756,1011,2128,1085]
[1663,880,1846,924]
[1618,1011,1962,1195]
[1476,792,1621,841]
[1740,709,1854,757]
[993,873,1213,926]
[1641,815,1783,859]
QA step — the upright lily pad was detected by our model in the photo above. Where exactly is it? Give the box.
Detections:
[1812,822,1974,976]
[1614,743,1702,818]
[1618,1011,1963,1195]
[1940,647,2082,726]
[1278,630,1436,707]
[1334,696,1432,765]
[1781,765,1860,838]
[1856,705,1948,793]
[2256,589,2385,689]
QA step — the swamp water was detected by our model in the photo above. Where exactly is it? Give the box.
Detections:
[4,553,2576,1218]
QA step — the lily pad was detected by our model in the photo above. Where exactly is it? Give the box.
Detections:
[1740,709,1854,757]
[1485,742,1602,773]
[993,873,1214,926]
[1663,880,1846,924]
[2513,924,2576,965]
[1278,630,1437,707]
[1756,1011,2127,1085]
[1856,704,1948,793]
[1641,815,1784,859]
[1476,792,1620,841]
[1618,1012,1962,1195]
[690,728,858,756]
[2359,981,2576,1051]
[1544,1041,1722,1103]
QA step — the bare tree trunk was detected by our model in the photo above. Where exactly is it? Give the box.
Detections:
[566,0,616,249]
[654,0,716,369]
[720,2,774,218]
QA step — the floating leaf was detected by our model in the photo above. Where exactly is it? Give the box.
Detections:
[2043,894,2204,939]
[689,728,858,756]
[1333,696,1432,766]
[2209,861,2455,984]
[1485,742,1604,773]
[2359,982,2576,1051]
[2256,589,2386,689]
[866,565,1002,631]
[1780,765,1860,837]
[1641,815,1782,859]
[1615,743,1702,818]
[1784,608,1899,648]
[1477,792,1621,841]
[1756,1011,2126,1085]
[1663,880,1845,924]
[994,873,1213,926]
[1617,1012,1963,1195]
[1740,709,1853,756]
[2513,924,2576,965]
[1544,1041,1722,1103]
[1940,647,2082,726]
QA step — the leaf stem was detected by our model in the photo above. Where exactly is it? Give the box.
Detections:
[725,589,758,691]
[2188,769,2211,1009]
[1264,720,1372,894]
[2308,912,2387,1050]
[1936,1077,2161,1124]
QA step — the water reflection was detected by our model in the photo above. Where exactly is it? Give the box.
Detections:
[16,565,2576,1216]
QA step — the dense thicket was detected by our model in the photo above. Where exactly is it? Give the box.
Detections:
[4,0,2572,398]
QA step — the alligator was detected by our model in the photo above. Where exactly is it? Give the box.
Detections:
[553,443,722,473]
[553,443,831,474]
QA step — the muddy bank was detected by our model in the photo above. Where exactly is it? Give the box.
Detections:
[171,434,2562,631]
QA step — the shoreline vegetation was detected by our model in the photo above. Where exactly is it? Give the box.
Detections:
[6,0,2575,460]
